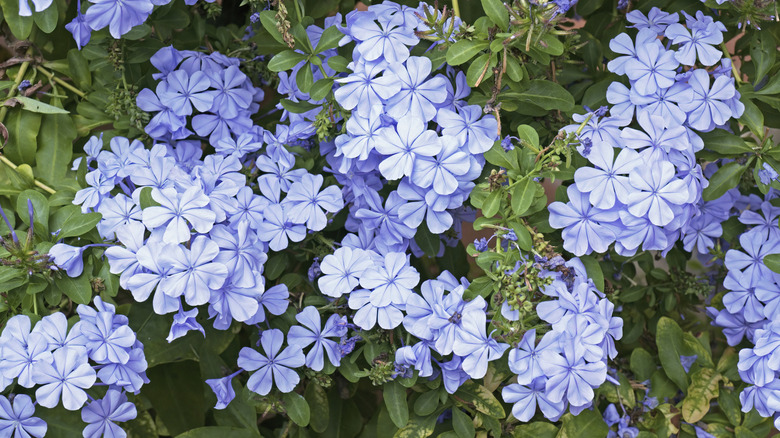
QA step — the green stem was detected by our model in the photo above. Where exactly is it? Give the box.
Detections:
[36,66,87,99]
[0,47,35,125]
[0,155,56,194]
[292,0,302,23]
[452,0,461,18]
[575,113,593,136]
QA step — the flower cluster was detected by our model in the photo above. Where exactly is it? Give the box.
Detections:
[501,257,622,421]
[0,298,146,437]
[65,0,217,47]
[136,47,265,147]
[701,187,780,428]
[549,9,744,257]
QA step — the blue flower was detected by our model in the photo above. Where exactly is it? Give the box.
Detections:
[81,389,137,438]
[334,60,400,114]
[33,346,96,410]
[540,348,607,408]
[65,4,91,49]
[85,0,154,39]
[75,310,136,364]
[167,306,206,343]
[624,39,679,96]
[725,229,780,288]
[337,104,384,160]
[375,116,442,180]
[436,105,498,154]
[627,161,690,227]
[348,289,405,330]
[384,57,449,121]
[548,185,619,256]
[758,163,780,186]
[157,70,217,116]
[359,252,419,308]
[452,310,509,379]
[502,377,565,422]
[0,394,47,438]
[626,7,678,34]
[284,174,344,231]
[350,15,418,64]
[288,307,348,371]
[238,329,305,396]
[206,370,241,410]
[665,22,724,66]
[245,284,290,324]
[160,236,228,307]
[318,247,374,298]
[678,70,736,132]
[210,66,254,119]
[574,147,639,209]
[142,186,217,244]
[411,138,471,196]
[48,244,86,277]
[255,203,307,251]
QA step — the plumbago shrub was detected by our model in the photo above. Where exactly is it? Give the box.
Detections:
[0,0,778,437]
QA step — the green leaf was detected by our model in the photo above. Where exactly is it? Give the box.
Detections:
[578,254,604,293]
[327,55,350,73]
[3,109,41,166]
[314,26,344,53]
[735,426,760,438]
[452,408,474,438]
[702,161,748,202]
[516,125,539,147]
[415,222,440,257]
[484,141,514,169]
[454,382,504,418]
[393,414,437,438]
[35,113,76,185]
[67,49,92,90]
[145,361,206,436]
[305,382,330,433]
[751,29,776,83]
[765,254,780,274]
[52,272,92,305]
[500,80,574,112]
[17,189,49,231]
[36,404,87,438]
[32,0,58,33]
[630,348,656,382]
[384,381,409,428]
[0,266,25,292]
[309,78,334,101]
[0,0,33,38]
[265,253,288,280]
[282,392,311,427]
[413,390,439,417]
[682,368,722,423]
[296,64,314,94]
[258,10,286,44]
[268,50,307,72]
[481,0,508,30]
[482,190,502,218]
[138,186,159,209]
[510,179,535,216]
[446,40,489,66]
[739,98,764,138]
[719,387,741,426]
[756,71,780,95]
[280,98,320,114]
[504,56,523,82]
[699,130,753,155]
[174,427,256,438]
[512,422,558,438]
[464,276,494,300]
[50,205,101,239]
[557,410,609,438]
[8,96,70,114]
[656,317,689,392]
